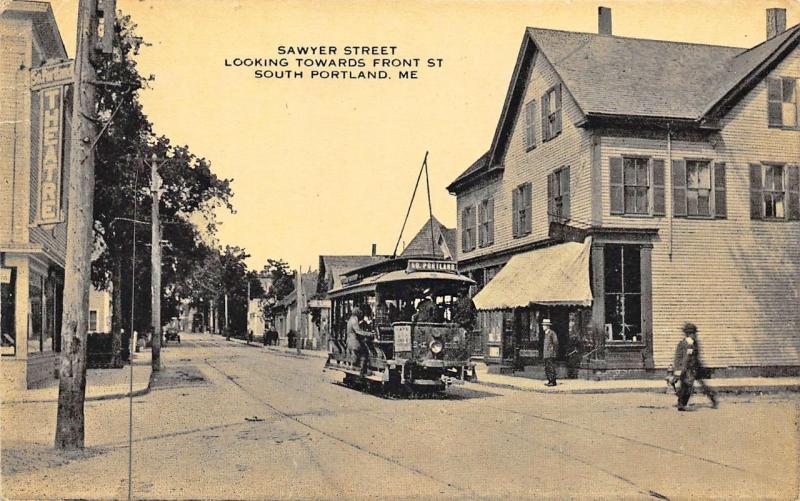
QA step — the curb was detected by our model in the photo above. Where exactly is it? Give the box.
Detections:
[471,379,800,395]
[3,368,154,405]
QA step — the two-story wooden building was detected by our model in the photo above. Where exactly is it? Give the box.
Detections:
[1,1,70,389]
[448,7,800,378]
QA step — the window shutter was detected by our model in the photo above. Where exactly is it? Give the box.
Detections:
[524,183,532,233]
[672,160,687,217]
[749,164,763,219]
[525,101,536,149]
[541,91,550,142]
[787,165,800,221]
[512,189,519,237]
[610,157,624,214]
[461,209,468,250]
[554,84,563,136]
[767,78,783,127]
[652,159,665,216]
[477,203,485,247]
[561,167,571,221]
[713,162,727,218]
[546,172,554,222]
[487,198,495,244]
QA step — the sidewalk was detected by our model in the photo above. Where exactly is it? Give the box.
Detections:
[472,363,800,394]
[1,352,153,404]
[232,336,800,394]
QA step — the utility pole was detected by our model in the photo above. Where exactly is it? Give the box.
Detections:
[150,154,162,371]
[55,0,99,450]
[296,267,303,354]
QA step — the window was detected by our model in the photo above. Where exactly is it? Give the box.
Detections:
[604,245,642,343]
[547,167,570,223]
[610,157,665,216]
[512,182,532,237]
[750,164,800,220]
[524,100,536,150]
[89,310,98,332]
[624,157,649,215]
[461,205,476,252]
[768,77,798,128]
[672,160,726,218]
[541,84,562,142]
[478,197,494,247]
[686,160,711,217]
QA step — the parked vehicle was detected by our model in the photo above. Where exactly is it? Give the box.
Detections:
[325,256,477,393]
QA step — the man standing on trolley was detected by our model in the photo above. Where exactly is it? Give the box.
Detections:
[346,307,374,376]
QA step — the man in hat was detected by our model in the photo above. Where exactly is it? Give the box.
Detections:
[542,318,559,386]
[347,306,373,376]
[414,290,441,323]
[673,322,718,410]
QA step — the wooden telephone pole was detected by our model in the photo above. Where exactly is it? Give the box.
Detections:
[55,0,115,449]
[150,155,162,372]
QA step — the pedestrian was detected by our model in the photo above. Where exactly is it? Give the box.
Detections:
[542,318,559,386]
[673,322,718,411]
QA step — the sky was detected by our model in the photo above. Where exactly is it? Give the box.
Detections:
[49,0,800,271]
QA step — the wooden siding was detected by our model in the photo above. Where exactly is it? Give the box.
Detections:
[599,47,800,369]
[456,49,593,261]
[0,16,68,267]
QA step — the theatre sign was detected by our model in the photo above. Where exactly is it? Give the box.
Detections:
[31,60,73,225]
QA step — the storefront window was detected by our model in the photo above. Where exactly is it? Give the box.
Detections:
[1,268,17,356]
[28,274,44,353]
[604,245,642,342]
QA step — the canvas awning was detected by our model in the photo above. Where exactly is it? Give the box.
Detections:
[473,238,593,310]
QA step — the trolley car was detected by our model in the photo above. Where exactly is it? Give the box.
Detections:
[324,256,477,392]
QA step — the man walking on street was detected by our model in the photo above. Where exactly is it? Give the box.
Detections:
[542,318,559,386]
[673,322,718,411]
[346,307,373,376]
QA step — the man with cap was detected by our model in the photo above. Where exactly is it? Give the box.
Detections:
[542,318,559,386]
[673,322,718,410]
[347,306,374,376]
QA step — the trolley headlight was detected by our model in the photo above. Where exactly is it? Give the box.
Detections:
[429,339,444,354]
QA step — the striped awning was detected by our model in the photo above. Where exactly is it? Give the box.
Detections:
[473,238,593,310]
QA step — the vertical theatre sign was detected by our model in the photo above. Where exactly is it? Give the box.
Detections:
[30,60,73,225]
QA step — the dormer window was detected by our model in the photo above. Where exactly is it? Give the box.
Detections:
[768,77,798,128]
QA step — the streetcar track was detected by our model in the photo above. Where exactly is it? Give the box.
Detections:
[245,342,783,488]
[203,358,478,498]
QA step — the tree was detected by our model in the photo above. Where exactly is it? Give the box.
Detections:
[259,259,294,329]
[91,14,232,364]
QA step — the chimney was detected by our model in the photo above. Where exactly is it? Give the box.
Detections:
[767,8,787,40]
[598,6,612,36]
[371,243,377,257]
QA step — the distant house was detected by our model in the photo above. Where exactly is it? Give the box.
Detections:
[274,270,320,348]
[400,216,457,260]
[448,8,799,377]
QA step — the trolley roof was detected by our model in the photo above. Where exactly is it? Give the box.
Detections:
[327,257,474,298]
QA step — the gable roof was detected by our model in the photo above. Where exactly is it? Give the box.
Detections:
[318,255,389,291]
[276,271,318,308]
[2,1,68,60]
[448,23,800,193]
[400,215,454,258]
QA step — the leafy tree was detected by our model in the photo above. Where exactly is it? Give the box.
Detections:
[260,259,294,328]
[91,13,232,364]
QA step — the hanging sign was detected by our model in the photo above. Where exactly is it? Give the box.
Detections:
[37,85,65,224]
[30,60,73,91]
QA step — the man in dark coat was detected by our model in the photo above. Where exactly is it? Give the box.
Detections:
[346,307,373,375]
[673,322,718,410]
[542,318,559,386]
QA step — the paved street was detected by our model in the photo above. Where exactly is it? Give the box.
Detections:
[2,333,798,500]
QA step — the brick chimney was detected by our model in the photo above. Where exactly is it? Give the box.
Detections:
[767,8,787,40]
[598,6,612,36]
[371,243,377,257]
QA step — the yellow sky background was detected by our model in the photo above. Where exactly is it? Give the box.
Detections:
[49,0,799,271]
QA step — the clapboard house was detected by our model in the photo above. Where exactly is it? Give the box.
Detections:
[447,7,800,377]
